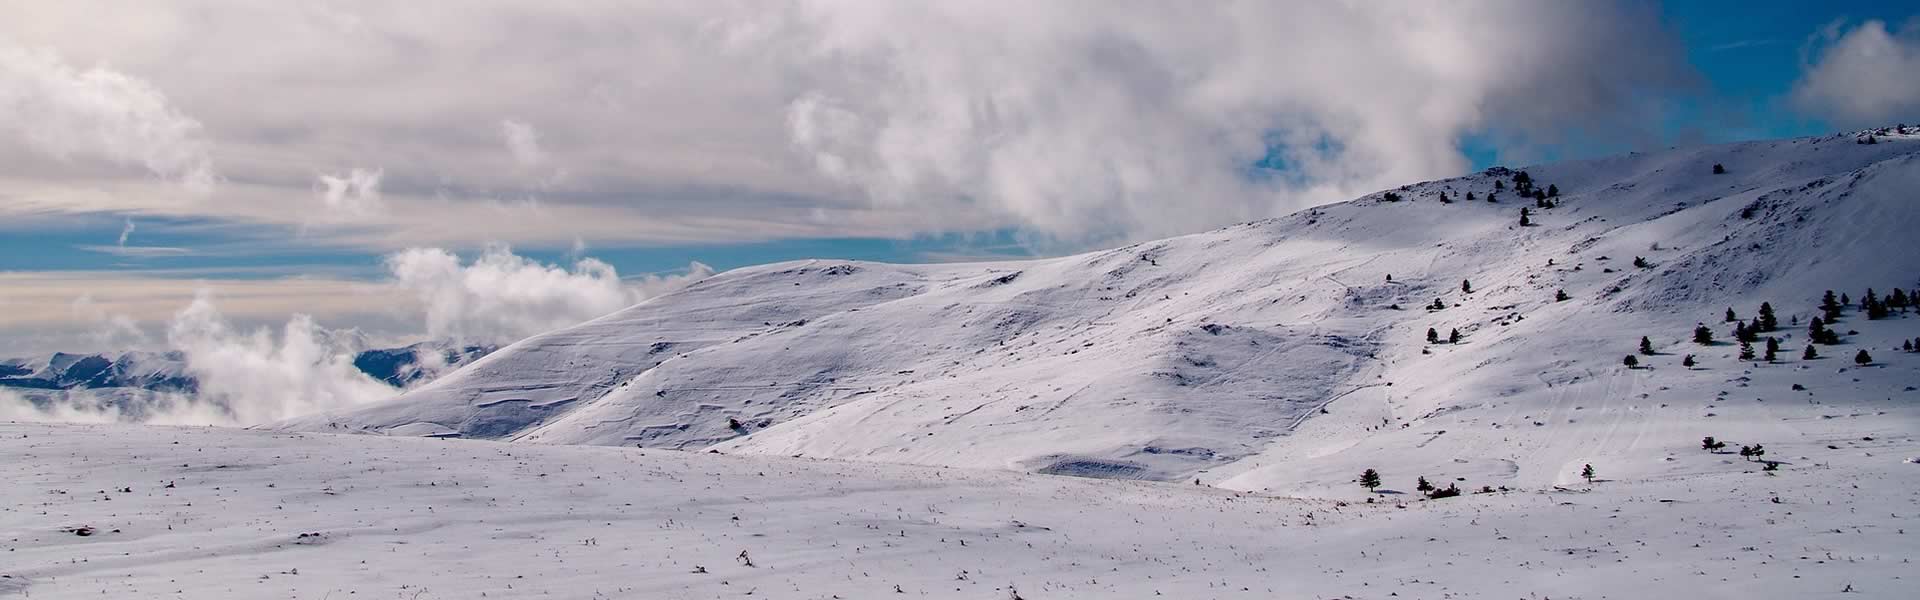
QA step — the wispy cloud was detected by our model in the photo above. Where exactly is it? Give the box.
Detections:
[75,244,194,257]
[1709,39,1782,52]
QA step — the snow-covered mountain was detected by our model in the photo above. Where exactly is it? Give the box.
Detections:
[282,129,1920,495]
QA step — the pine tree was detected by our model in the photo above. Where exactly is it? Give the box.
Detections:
[1623,355,1639,368]
[1639,336,1655,355]
[1682,354,1697,368]
[1431,298,1446,310]
[1487,191,1498,203]
[1842,292,1851,307]
[1868,297,1890,320]
[1693,324,1713,345]
[1861,289,1877,311]
[1738,445,1754,461]
[1733,321,1751,343]
[1725,307,1737,322]
[1712,163,1726,174]
[1749,444,1765,461]
[1360,468,1381,492]
[1556,289,1570,302]
[1462,279,1473,294]
[1466,191,1476,201]
[1757,302,1777,332]
[1764,337,1779,362]
[1449,328,1461,344]
[1803,345,1818,360]
[1383,192,1403,202]
[1416,476,1434,493]
[1822,290,1842,320]
[1534,189,1548,201]
[1427,328,1440,344]
[1739,341,1755,361]
[1903,340,1913,352]
[1439,191,1451,203]
[1633,256,1651,268]
[1701,436,1723,452]
[1547,184,1559,197]
[1495,179,1505,190]
[1580,463,1596,484]
[1890,288,1910,310]
[1855,350,1873,365]
[1519,207,1531,226]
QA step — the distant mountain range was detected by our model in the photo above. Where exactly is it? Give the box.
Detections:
[0,342,495,395]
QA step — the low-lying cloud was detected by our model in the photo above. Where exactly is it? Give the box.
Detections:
[6,246,696,426]
[386,245,711,344]
[1791,19,1920,126]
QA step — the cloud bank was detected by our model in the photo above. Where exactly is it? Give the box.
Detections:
[1792,19,1920,126]
[3,2,1696,250]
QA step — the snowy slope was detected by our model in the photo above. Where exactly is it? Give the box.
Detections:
[282,130,1920,492]
[4,421,1915,599]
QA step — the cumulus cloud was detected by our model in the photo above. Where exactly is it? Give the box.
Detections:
[385,245,712,344]
[165,291,398,424]
[1791,19,1920,126]
[501,119,545,166]
[316,167,385,217]
[0,44,216,191]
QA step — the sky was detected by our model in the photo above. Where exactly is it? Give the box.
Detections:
[2,0,1918,357]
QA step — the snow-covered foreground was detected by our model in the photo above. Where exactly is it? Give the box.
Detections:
[4,421,1915,599]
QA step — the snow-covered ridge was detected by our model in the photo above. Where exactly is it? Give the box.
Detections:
[281,130,1920,494]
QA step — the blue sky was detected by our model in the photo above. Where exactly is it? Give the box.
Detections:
[2,1,1916,354]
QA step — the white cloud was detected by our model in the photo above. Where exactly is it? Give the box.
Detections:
[316,167,384,217]
[501,119,545,166]
[1791,19,1920,126]
[0,44,216,191]
[165,291,398,424]
[384,245,711,344]
[118,217,136,246]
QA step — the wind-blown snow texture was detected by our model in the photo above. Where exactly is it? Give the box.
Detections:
[283,130,1920,497]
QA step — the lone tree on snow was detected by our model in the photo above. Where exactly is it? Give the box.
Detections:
[1693,324,1714,345]
[1556,289,1570,302]
[1633,256,1651,269]
[1701,436,1726,453]
[1804,345,1819,360]
[1739,341,1756,361]
[1623,355,1640,368]
[1757,302,1778,332]
[1449,328,1461,344]
[1580,464,1596,484]
[1855,350,1873,365]
[1764,337,1780,362]
[1360,468,1382,492]
[1461,279,1473,294]
[1640,336,1656,355]
[1712,163,1726,174]
[1416,476,1434,493]
[1427,328,1440,344]
[1682,354,1697,368]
